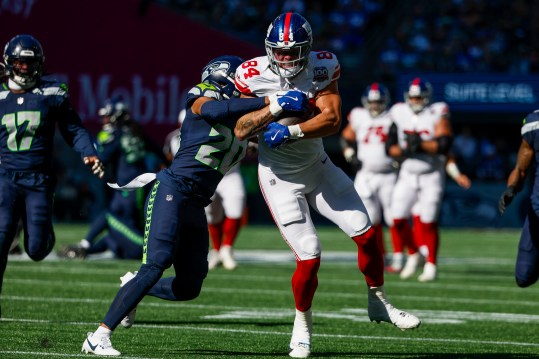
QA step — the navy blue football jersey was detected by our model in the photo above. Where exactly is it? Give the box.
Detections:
[0,76,96,172]
[157,83,262,201]
[522,110,539,209]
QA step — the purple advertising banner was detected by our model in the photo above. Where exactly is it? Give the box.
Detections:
[0,0,263,143]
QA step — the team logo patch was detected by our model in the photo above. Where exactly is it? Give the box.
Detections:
[166,194,173,201]
[17,97,24,105]
[313,67,328,82]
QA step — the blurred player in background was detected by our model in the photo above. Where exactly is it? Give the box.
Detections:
[341,82,396,269]
[58,98,166,259]
[0,34,104,317]
[81,55,310,356]
[162,108,185,164]
[386,77,453,282]
[234,12,420,358]
[499,109,539,288]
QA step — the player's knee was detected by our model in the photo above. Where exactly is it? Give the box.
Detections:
[516,275,538,288]
[171,277,205,301]
[345,210,371,236]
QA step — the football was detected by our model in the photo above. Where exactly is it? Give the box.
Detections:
[277,116,306,126]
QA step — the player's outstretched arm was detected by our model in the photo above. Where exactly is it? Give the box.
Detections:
[499,139,533,214]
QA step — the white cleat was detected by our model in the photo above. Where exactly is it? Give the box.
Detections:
[119,271,137,329]
[81,332,120,356]
[385,252,403,273]
[208,249,221,270]
[219,245,237,270]
[418,262,437,282]
[289,342,311,358]
[399,252,424,279]
[368,287,421,331]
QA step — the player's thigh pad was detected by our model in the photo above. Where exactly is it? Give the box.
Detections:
[390,171,418,219]
[416,170,444,222]
[309,161,370,236]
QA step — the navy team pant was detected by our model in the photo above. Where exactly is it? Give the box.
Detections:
[0,172,55,295]
[102,180,209,330]
[515,203,539,287]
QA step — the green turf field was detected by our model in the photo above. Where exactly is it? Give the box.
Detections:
[1,223,538,358]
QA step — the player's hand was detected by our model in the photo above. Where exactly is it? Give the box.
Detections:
[268,90,309,117]
[404,132,422,155]
[498,185,516,215]
[83,156,105,179]
[264,122,290,148]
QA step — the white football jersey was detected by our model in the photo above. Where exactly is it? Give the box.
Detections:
[235,51,340,174]
[347,107,394,173]
[389,102,449,174]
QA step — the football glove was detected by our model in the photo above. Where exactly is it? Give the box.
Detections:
[264,122,290,148]
[498,185,516,215]
[268,90,310,117]
[403,132,422,155]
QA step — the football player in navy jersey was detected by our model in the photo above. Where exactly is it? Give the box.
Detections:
[81,55,311,356]
[0,34,104,318]
[499,110,539,288]
[58,98,167,260]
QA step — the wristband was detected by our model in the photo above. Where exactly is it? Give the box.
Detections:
[288,124,304,139]
[446,162,461,180]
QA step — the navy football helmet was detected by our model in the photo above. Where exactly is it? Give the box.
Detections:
[265,12,312,78]
[3,34,44,88]
[201,55,244,99]
[98,97,130,126]
[361,83,390,117]
[404,77,432,113]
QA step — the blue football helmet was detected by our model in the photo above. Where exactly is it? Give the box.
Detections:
[98,97,130,126]
[3,34,44,88]
[201,55,244,99]
[265,12,312,78]
[361,83,390,117]
[404,77,432,113]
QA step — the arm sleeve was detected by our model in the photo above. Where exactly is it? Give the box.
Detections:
[56,97,97,158]
[200,97,267,127]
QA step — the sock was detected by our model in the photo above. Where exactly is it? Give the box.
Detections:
[292,258,320,312]
[420,221,439,264]
[373,223,385,255]
[352,227,384,287]
[95,325,111,338]
[412,215,425,249]
[291,309,312,344]
[222,217,242,247]
[208,222,223,250]
[393,218,418,254]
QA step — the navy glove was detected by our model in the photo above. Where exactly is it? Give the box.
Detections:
[269,90,310,117]
[264,122,290,148]
[498,185,516,215]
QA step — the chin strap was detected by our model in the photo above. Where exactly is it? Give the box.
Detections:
[8,78,35,91]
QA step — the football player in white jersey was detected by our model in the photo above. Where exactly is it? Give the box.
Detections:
[163,109,247,271]
[234,12,420,358]
[386,78,453,282]
[340,83,397,269]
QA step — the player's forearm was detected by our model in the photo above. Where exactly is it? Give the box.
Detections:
[235,107,274,140]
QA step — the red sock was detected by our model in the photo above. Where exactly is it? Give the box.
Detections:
[392,218,417,254]
[352,227,384,287]
[373,223,385,255]
[292,258,321,311]
[412,215,424,248]
[222,217,242,247]
[208,222,223,250]
[419,221,439,264]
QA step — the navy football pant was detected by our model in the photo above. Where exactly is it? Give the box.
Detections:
[515,203,539,287]
[0,174,55,295]
[102,181,209,330]
[86,213,143,259]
